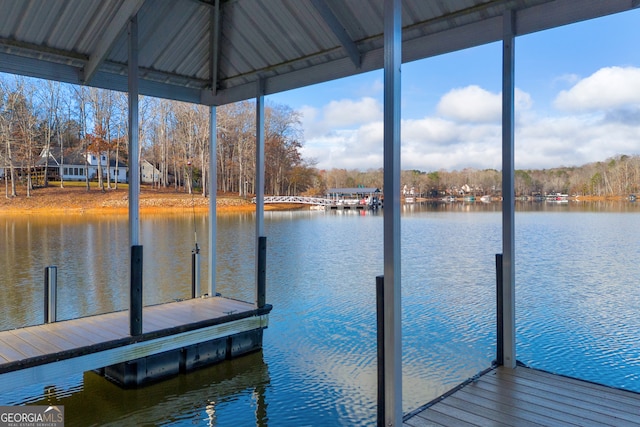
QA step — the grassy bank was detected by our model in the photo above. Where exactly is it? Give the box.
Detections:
[0,183,305,215]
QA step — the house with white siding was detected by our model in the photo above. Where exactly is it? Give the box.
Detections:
[36,148,128,183]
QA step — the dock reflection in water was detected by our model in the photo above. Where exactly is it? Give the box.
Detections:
[24,352,269,427]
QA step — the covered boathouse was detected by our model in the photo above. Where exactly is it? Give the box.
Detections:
[0,1,638,425]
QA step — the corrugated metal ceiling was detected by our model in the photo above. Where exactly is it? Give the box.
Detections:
[0,0,637,105]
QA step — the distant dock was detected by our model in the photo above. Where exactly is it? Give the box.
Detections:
[0,297,271,391]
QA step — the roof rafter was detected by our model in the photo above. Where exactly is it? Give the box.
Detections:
[80,0,146,85]
[310,0,361,69]
[209,0,221,95]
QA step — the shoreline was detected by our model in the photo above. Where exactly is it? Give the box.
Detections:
[0,185,633,216]
[0,185,307,216]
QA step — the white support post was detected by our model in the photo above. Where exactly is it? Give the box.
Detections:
[209,105,217,297]
[128,14,143,336]
[383,0,402,425]
[501,9,517,369]
[255,80,265,307]
[128,15,140,246]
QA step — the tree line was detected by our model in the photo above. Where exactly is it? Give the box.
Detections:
[2,74,638,200]
[318,155,640,198]
[0,75,315,198]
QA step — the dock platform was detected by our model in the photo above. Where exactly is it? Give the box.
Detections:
[0,296,271,392]
[403,365,640,427]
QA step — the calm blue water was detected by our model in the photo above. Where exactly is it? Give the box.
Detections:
[1,202,639,426]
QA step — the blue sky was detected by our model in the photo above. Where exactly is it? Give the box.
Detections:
[269,9,640,172]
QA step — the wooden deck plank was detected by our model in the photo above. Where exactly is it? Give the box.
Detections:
[478,374,620,426]
[410,408,476,427]
[0,337,29,362]
[405,366,640,427]
[18,326,78,352]
[3,331,44,359]
[37,322,101,348]
[429,402,513,427]
[484,370,640,424]
[501,366,640,409]
[444,394,546,427]
[458,382,589,426]
[0,297,264,371]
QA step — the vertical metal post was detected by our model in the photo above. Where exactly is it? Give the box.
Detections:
[128,15,142,337]
[44,266,57,323]
[209,106,217,297]
[257,236,267,308]
[130,245,143,336]
[495,254,504,365]
[255,79,266,308]
[128,15,140,247]
[192,243,201,298]
[383,0,402,425]
[376,275,385,426]
[501,9,517,369]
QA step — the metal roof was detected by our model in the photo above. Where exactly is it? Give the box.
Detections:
[0,0,637,106]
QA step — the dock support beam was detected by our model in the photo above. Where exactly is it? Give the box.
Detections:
[208,106,217,297]
[127,15,140,247]
[255,79,266,308]
[500,9,517,368]
[382,0,402,425]
[128,15,143,335]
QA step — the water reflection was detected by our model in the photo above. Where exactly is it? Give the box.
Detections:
[17,352,270,427]
[1,203,639,425]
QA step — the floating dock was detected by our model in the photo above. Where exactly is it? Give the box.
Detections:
[0,297,271,391]
[403,365,640,427]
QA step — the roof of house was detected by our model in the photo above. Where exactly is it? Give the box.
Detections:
[35,148,127,168]
[328,188,381,194]
[0,0,636,106]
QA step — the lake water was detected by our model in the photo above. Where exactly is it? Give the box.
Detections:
[1,201,639,426]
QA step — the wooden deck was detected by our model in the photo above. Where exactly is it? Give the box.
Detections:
[0,296,271,392]
[404,365,640,427]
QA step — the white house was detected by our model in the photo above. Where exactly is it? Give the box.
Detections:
[36,148,128,183]
[141,159,160,184]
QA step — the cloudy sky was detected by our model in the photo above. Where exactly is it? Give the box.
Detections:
[269,9,640,172]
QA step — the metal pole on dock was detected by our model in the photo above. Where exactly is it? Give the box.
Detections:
[255,79,266,309]
[44,266,57,323]
[208,105,217,297]
[382,0,402,425]
[257,236,266,308]
[376,275,385,426]
[130,245,143,336]
[128,14,143,337]
[495,254,504,366]
[192,243,201,298]
[501,9,517,369]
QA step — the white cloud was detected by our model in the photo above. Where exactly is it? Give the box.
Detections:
[554,66,640,111]
[299,73,640,172]
[436,85,501,123]
[323,97,383,128]
[435,86,532,123]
